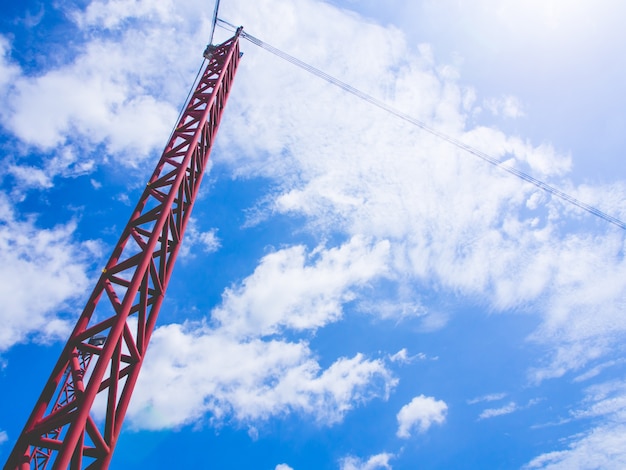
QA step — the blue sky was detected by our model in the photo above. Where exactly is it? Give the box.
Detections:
[1,1,626,469]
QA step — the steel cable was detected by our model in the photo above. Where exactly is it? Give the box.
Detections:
[209,0,221,45]
[217,18,626,231]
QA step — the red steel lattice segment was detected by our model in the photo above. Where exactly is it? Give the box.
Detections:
[5,31,242,470]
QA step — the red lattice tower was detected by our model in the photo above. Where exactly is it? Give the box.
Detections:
[5,30,242,470]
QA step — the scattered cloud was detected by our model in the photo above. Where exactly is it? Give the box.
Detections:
[7,164,53,190]
[573,359,626,383]
[527,379,626,467]
[1,58,176,163]
[212,236,390,339]
[179,219,221,259]
[1,0,623,387]
[389,349,410,364]
[572,380,626,421]
[0,192,98,351]
[0,0,211,169]
[478,398,543,420]
[0,37,20,92]
[127,322,396,429]
[359,300,428,321]
[484,95,525,118]
[0,429,7,445]
[1,0,626,466]
[75,0,178,29]
[341,452,394,470]
[389,349,433,364]
[525,424,626,469]
[357,298,449,331]
[16,4,45,29]
[247,425,259,441]
[124,238,396,429]
[479,401,519,420]
[396,395,447,438]
[213,0,626,382]
[275,465,294,470]
[467,392,507,405]
[6,146,95,193]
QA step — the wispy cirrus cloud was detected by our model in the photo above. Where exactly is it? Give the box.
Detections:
[467,392,507,405]
[478,398,543,420]
[526,379,626,468]
[478,401,519,420]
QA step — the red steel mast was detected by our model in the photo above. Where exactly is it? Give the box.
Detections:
[5,30,242,470]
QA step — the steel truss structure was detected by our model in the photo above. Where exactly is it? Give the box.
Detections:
[5,31,242,470]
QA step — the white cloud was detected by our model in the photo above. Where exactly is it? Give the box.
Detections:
[7,146,95,193]
[179,218,221,259]
[389,349,410,363]
[527,232,626,382]
[358,299,430,322]
[76,0,177,29]
[0,193,98,351]
[247,426,259,440]
[0,429,7,445]
[389,349,431,364]
[3,58,177,163]
[0,0,213,168]
[479,397,543,420]
[0,0,621,387]
[526,379,626,468]
[213,0,626,381]
[478,401,518,420]
[7,164,53,190]
[275,465,294,470]
[525,424,626,469]
[127,322,395,429]
[341,452,394,470]
[196,230,220,252]
[572,380,626,421]
[16,5,45,28]
[396,395,447,438]
[123,238,395,430]
[213,236,390,338]
[467,392,507,405]
[484,95,525,118]
[0,37,19,93]
[1,1,625,460]
[573,359,626,383]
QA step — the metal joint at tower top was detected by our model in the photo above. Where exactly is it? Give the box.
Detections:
[206,25,243,60]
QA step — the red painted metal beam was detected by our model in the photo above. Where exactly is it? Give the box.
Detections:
[5,30,242,470]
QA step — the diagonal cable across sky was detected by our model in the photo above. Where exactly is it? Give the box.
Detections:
[218,18,626,231]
